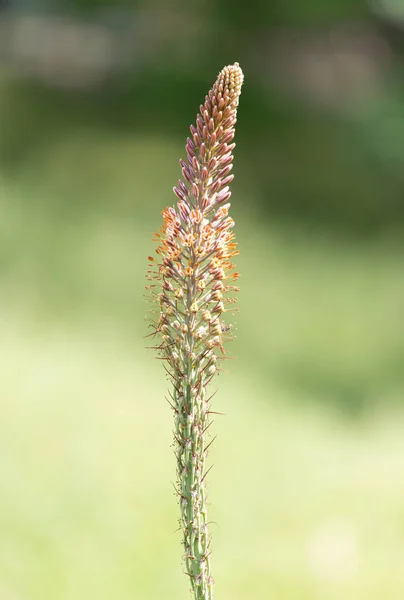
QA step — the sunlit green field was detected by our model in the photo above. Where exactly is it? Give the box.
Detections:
[1,113,404,599]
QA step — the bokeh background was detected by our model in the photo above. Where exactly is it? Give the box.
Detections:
[1,0,404,598]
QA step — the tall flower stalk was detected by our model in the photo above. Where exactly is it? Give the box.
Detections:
[146,63,243,600]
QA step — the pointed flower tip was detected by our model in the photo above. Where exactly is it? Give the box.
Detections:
[227,62,243,78]
[223,62,243,78]
[215,63,244,106]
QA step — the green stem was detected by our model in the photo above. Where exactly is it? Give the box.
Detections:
[175,365,214,599]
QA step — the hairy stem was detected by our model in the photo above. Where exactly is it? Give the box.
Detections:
[176,373,212,598]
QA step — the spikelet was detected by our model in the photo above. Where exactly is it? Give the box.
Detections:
[145,63,243,600]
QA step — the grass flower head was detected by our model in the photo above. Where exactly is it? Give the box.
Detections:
[146,63,243,600]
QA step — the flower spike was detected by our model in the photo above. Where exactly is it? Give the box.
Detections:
[145,63,243,600]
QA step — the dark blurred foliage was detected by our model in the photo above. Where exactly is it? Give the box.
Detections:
[1,0,404,239]
[213,0,369,26]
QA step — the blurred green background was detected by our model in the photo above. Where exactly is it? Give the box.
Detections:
[1,0,404,599]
